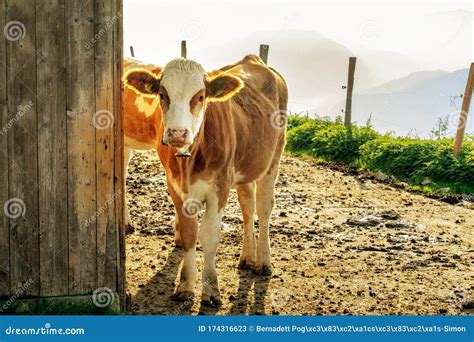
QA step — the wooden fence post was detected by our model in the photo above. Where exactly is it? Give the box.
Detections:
[259,44,269,64]
[181,40,187,58]
[344,57,357,127]
[453,63,474,156]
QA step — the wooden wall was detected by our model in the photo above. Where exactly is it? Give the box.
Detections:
[0,0,124,309]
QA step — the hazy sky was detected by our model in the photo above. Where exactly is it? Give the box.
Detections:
[123,0,473,135]
[124,0,472,71]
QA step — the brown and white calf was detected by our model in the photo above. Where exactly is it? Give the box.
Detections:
[123,59,163,230]
[124,55,288,306]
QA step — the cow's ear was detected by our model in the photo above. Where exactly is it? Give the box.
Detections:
[205,72,244,102]
[123,68,161,97]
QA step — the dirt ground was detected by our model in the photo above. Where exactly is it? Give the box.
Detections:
[125,150,473,315]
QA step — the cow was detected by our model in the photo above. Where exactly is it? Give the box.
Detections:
[124,55,288,306]
[123,59,163,231]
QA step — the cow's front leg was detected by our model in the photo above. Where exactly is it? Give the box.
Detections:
[199,197,223,307]
[172,215,183,248]
[167,179,184,248]
[172,214,198,301]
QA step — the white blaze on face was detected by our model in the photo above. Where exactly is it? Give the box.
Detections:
[124,59,244,157]
[160,59,207,151]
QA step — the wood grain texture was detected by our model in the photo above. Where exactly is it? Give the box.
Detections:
[37,0,69,296]
[0,0,10,297]
[1,0,125,303]
[113,0,126,309]
[94,0,117,290]
[6,0,40,296]
[66,0,97,295]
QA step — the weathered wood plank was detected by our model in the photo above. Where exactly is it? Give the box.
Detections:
[66,0,97,295]
[113,0,126,309]
[6,0,40,296]
[94,0,117,290]
[37,0,69,296]
[0,0,10,297]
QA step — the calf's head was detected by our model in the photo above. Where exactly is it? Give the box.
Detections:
[124,58,244,156]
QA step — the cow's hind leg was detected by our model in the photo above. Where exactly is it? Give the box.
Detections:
[236,182,256,270]
[199,194,223,307]
[255,146,283,275]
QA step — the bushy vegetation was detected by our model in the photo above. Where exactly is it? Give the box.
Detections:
[286,115,474,194]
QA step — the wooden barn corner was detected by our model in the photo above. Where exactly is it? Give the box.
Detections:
[0,0,125,313]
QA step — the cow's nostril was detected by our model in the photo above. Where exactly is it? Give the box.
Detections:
[169,128,188,141]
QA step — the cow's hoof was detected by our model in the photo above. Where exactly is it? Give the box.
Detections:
[201,294,222,307]
[238,259,255,270]
[172,291,194,302]
[254,265,272,276]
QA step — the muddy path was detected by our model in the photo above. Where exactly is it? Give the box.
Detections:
[126,151,473,315]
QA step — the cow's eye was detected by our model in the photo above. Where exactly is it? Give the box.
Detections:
[199,95,204,101]
[158,93,164,100]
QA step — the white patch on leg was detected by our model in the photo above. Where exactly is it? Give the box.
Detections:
[198,187,222,303]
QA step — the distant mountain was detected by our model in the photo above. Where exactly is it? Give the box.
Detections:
[192,29,471,137]
[360,70,449,94]
[326,68,472,137]
[196,30,362,110]
[195,29,426,114]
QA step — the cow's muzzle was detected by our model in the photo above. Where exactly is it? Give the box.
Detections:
[175,151,191,158]
[162,138,192,157]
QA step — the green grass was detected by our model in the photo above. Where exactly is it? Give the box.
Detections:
[285,115,474,196]
[0,296,122,315]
